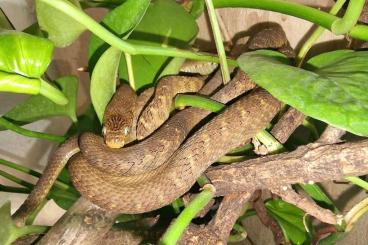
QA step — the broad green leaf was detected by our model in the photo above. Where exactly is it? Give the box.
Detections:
[0,8,13,30]
[0,71,40,94]
[0,31,54,78]
[266,199,310,245]
[318,232,347,245]
[49,186,79,210]
[300,184,338,213]
[1,76,78,129]
[189,0,205,19]
[91,47,122,122]
[89,0,198,90]
[88,0,150,69]
[65,105,101,137]
[157,57,186,78]
[0,202,18,245]
[23,23,45,37]
[35,0,85,47]
[238,50,368,136]
[0,202,47,245]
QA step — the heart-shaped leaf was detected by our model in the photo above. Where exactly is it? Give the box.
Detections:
[1,76,78,130]
[266,199,310,245]
[91,47,122,123]
[238,50,368,136]
[88,0,150,69]
[88,0,198,90]
[35,0,85,47]
[0,31,54,78]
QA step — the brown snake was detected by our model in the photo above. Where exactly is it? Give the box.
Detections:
[13,26,289,225]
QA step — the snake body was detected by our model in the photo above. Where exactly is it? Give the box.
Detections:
[13,26,288,224]
[69,88,281,213]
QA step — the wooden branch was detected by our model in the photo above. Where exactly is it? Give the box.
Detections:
[38,198,118,245]
[206,139,368,198]
[271,107,305,144]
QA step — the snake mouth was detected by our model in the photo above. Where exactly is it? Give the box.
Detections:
[104,135,126,149]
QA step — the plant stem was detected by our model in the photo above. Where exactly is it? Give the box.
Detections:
[212,0,368,41]
[345,176,368,190]
[205,0,231,83]
[255,130,285,153]
[38,0,237,65]
[296,0,346,66]
[344,197,368,232]
[39,79,69,105]
[174,94,225,112]
[0,117,66,143]
[331,0,365,35]
[0,159,41,178]
[0,169,33,190]
[0,159,70,191]
[16,224,48,237]
[0,184,30,194]
[159,184,216,245]
[124,53,136,90]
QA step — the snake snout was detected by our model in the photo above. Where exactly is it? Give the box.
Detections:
[105,134,125,149]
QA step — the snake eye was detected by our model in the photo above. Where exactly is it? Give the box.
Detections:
[124,127,129,136]
[102,126,107,136]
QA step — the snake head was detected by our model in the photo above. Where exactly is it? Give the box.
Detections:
[102,125,130,149]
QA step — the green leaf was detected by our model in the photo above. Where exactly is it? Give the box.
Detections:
[266,199,310,245]
[35,0,85,47]
[0,8,14,30]
[49,186,79,210]
[89,0,198,90]
[238,49,368,136]
[0,31,54,78]
[300,184,338,213]
[0,202,47,245]
[318,232,347,245]
[91,47,122,123]
[88,0,151,70]
[0,202,18,245]
[189,0,205,19]
[65,105,101,137]
[1,76,78,129]
[0,71,41,94]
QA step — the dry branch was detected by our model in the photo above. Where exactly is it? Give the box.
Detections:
[206,140,368,199]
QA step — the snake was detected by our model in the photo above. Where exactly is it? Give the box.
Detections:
[12,25,288,226]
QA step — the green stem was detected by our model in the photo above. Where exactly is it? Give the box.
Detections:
[205,0,231,83]
[174,94,225,112]
[39,79,69,105]
[0,159,70,191]
[0,159,41,178]
[297,0,346,66]
[124,53,136,91]
[331,0,365,35]
[25,199,48,225]
[38,0,237,65]
[131,43,237,65]
[16,224,48,237]
[300,183,340,214]
[0,184,30,194]
[255,130,285,153]
[212,0,368,41]
[39,0,135,52]
[159,185,215,245]
[345,176,368,190]
[302,118,320,140]
[228,223,247,242]
[0,169,33,190]
[0,117,66,143]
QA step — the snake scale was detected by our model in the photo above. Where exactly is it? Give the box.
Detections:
[13,25,289,225]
